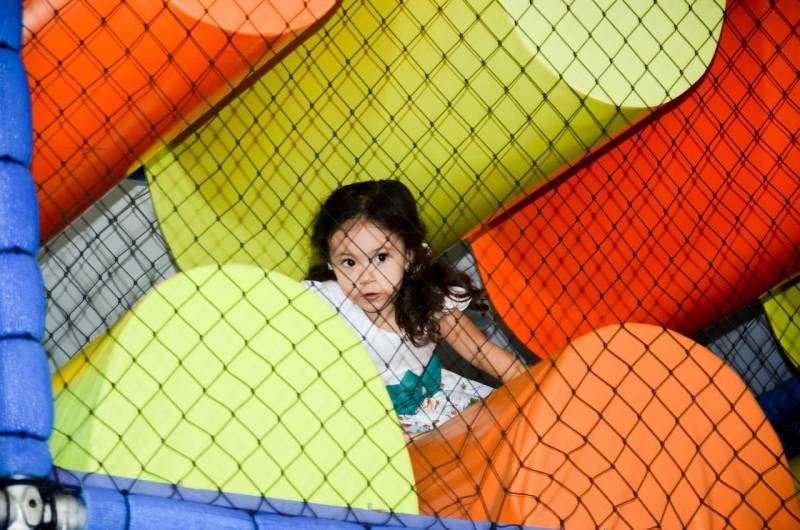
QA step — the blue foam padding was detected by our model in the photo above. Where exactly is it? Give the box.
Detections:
[0,0,22,51]
[0,436,51,477]
[0,48,32,165]
[0,338,52,439]
[58,468,554,530]
[82,487,128,530]
[757,374,800,458]
[372,516,496,530]
[759,375,800,424]
[255,514,364,530]
[0,253,45,341]
[0,161,38,255]
[127,493,256,530]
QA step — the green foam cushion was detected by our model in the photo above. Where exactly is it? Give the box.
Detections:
[51,264,417,513]
[763,283,800,369]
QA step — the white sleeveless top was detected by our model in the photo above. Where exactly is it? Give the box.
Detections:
[303,280,493,433]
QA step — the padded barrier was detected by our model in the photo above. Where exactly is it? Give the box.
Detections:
[0,253,44,341]
[254,514,361,530]
[0,338,52,438]
[0,161,39,254]
[83,490,391,530]
[0,0,21,51]
[127,493,256,530]
[53,467,494,530]
[0,48,31,164]
[60,470,518,530]
[0,0,49,483]
[82,487,128,530]
[368,521,493,530]
[84,487,259,530]
[0,436,51,477]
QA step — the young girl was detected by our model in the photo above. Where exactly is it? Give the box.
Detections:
[305,180,800,528]
[304,179,527,433]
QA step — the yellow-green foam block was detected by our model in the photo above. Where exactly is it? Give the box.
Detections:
[147,0,724,278]
[763,281,800,369]
[51,264,418,513]
[791,455,800,500]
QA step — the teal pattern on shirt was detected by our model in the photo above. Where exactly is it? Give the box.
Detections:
[386,353,442,414]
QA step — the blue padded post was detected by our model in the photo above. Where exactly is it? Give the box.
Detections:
[0,161,39,254]
[0,339,52,438]
[0,47,32,165]
[0,0,22,51]
[0,437,51,477]
[0,253,45,341]
[0,1,52,482]
[82,487,128,530]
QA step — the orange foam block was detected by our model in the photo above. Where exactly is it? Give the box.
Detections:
[470,0,800,357]
[410,323,800,528]
[23,0,336,240]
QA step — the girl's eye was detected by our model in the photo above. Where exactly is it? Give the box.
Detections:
[341,258,356,268]
[375,253,388,263]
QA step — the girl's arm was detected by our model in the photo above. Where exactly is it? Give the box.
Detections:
[438,309,527,384]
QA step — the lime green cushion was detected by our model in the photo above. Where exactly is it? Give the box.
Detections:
[51,264,417,513]
[146,0,724,277]
[763,282,800,369]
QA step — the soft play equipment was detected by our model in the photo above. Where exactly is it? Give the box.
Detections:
[764,281,800,369]
[143,0,724,277]
[51,264,418,514]
[0,0,53,479]
[6,0,800,528]
[23,0,337,241]
[410,323,800,529]
[469,0,800,357]
[696,300,800,458]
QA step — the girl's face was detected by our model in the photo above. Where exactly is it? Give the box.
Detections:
[328,217,410,320]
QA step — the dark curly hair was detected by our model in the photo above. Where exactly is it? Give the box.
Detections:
[307,180,484,346]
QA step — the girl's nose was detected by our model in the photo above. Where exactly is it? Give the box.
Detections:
[359,263,377,284]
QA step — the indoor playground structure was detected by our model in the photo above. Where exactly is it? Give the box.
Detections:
[1,0,800,528]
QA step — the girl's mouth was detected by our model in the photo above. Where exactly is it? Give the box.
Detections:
[364,293,381,302]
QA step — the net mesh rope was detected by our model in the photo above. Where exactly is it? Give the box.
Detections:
[23,0,800,527]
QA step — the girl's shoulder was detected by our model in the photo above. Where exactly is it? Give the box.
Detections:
[302,279,351,311]
[303,279,377,334]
